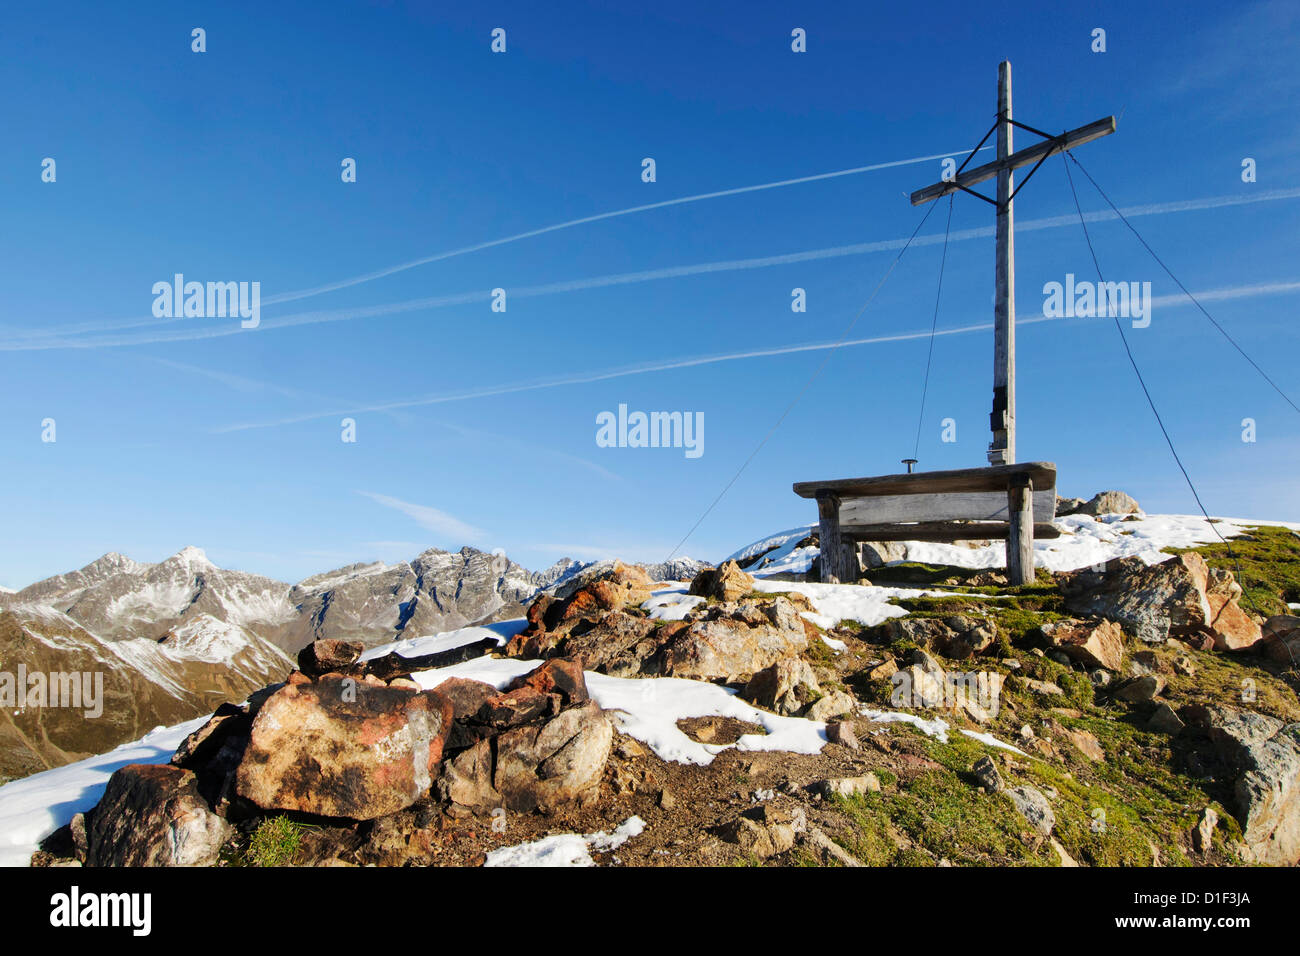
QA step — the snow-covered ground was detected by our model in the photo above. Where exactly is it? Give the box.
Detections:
[2,510,1294,867]
[729,513,1300,577]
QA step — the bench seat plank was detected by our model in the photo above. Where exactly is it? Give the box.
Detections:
[793,461,1056,499]
[841,489,1056,525]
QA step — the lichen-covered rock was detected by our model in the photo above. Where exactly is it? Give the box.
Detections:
[86,763,229,866]
[1059,553,1259,649]
[659,598,809,681]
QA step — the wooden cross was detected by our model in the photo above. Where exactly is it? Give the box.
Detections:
[910,61,1116,466]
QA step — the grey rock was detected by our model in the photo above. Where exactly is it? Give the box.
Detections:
[1206,707,1300,865]
[1006,785,1056,836]
[972,755,1003,793]
[1077,490,1140,516]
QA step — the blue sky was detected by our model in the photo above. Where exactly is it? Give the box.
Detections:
[2,0,1298,588]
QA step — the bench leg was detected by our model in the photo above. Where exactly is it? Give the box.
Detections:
[1007,476,1035,586]
[816,492,854,584]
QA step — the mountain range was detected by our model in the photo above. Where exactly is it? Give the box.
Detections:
[0,545,706,783]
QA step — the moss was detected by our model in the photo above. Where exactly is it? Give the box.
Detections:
[804,634,836,666]
[832,732,1053,866]
[1167,524,1300,618]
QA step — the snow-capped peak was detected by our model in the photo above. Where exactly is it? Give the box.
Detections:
[168,545,213,569]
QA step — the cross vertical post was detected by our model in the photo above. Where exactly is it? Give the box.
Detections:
[906,60,1117,585]
[990,60,1015,466]
[910,62,1116,467]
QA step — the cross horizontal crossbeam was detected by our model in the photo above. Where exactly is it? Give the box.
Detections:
[910,115,1116,206]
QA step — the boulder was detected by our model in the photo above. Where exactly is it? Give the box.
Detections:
[806,690,857,722]
[717,803,807,859]
[525,611,660,676]
[430,677,503,750]
[505,563,655,660]
[86,763,229,866]
[659,598,808,682]
[1148,702,1185,735]
[859,541,910,568]
[742,658,822,716]
[1077,491,1140,516]
[1060,554,1216,644]
[235,677,453,820]
[1260,615,1300,664]
[1113,674,1164,703]
[825,720,859,750]
[1206,707,1300,865]
[439,700,613,813]
[1040,618,1125,671]
[813,774,880,799]
[688,560,755,602]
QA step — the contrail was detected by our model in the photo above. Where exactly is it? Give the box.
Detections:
[258,148,985,306]
[6,148,981,344]
[6,186,1299,352]
[213,274,1300,434]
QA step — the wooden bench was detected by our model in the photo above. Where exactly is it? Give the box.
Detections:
[792,462,1059,586]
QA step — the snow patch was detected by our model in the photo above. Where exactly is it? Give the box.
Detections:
[483,816,645,867]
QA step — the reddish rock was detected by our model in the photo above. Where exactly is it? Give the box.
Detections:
[504,658,589,708]
[235,676,453,820]
[431,677,500,720]
[430,676,501,750]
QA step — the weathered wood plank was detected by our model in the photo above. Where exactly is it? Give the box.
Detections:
[841,521,1061,543]
[841,489,1054,525]
[793,462,1055,499]
[816,492,856,584]
[1007,475,1035,585]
